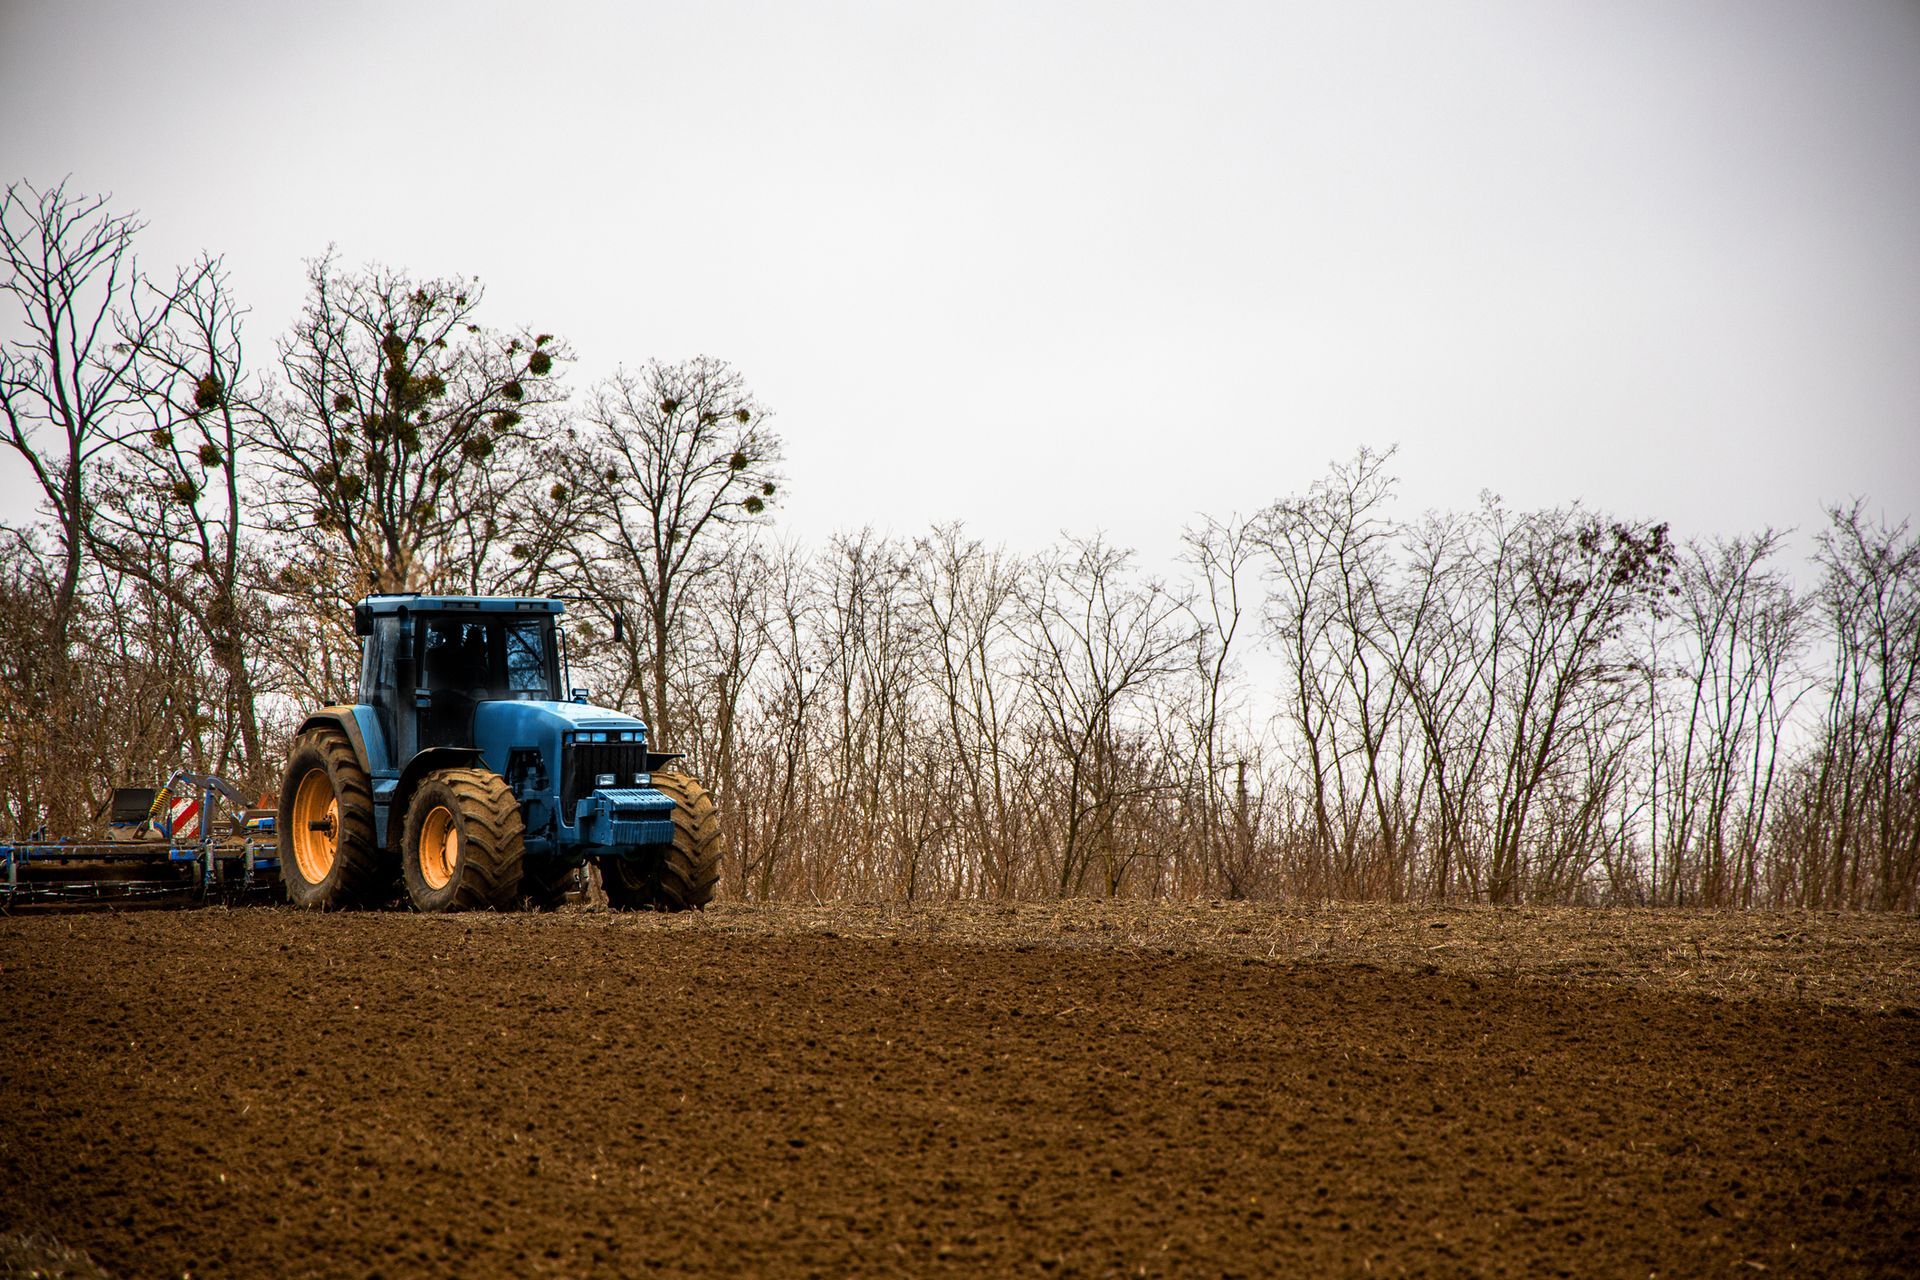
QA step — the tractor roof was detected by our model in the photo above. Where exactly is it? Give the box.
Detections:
[355,594,566,616]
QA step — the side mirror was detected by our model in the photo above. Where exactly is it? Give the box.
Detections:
[570,688,591,705]
[352,603,372,636]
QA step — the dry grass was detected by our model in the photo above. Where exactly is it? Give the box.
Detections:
[0,1235,110,1280]
[555,899,1920,1012]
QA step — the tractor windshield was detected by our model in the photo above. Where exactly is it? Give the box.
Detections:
[418,615,558,701]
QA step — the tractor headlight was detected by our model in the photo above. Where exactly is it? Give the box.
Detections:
[633,773,651,787]
[594,772,617,788]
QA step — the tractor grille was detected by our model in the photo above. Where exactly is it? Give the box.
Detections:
[560,740,653,820]
[611,819,675,847]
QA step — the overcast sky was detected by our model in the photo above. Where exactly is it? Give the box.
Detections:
[3,0,1916,567]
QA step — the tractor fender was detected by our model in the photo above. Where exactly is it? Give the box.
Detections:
[388,748,487,850]
[297,708,373,774]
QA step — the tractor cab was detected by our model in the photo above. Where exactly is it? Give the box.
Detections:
[354,596,565,756]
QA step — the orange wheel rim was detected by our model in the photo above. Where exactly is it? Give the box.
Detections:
[418,804,458,890]
[290,768,339,883]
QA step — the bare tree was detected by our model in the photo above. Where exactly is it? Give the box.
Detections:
[914,526,1031,896]
[89,255,277,784]
[730,539,822,898]
[809,530,923,890]
[1648,532,1806,905]
[261,252,566,603]
[1180,513,1261,897]
[1483,509,1673,903]
[1019,536,1190,896]
[0,180,190,830]
[1388,505,1506,901]
[573,357,781,748]
[1254,449,1416,896]
[0,180,162,663]
[679,535,778,840]
[1787,505,1920,909]
[0,528,66,833]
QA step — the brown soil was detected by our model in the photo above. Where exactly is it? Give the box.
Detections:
[2,906,1917,1278]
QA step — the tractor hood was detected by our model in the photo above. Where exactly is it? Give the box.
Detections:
[492,699,647,734]
[468,699,665,839]
[472,699,650,761]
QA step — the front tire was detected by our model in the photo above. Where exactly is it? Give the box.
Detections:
[602,769,721,911]
[278,728,386,909]
[400,768,525,912]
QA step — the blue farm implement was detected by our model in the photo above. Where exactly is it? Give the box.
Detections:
[2,772,280,908]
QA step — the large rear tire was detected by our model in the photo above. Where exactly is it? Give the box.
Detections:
[601,769,720,911]
[278,727,386,909]
[400,768,525,912]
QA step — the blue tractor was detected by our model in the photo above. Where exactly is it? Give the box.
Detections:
[276,594,720,912]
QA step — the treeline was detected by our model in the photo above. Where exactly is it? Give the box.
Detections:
[3,180,1916,908]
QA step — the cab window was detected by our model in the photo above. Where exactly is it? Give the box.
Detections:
[504,621,552,696]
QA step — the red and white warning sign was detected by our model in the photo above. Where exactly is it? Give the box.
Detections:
[166,793,202,837]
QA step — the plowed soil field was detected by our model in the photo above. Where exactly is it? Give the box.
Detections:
[2,904,1917,1279]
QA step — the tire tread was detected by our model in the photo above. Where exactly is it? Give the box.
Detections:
[603,770,720,911]
[402,768,524,912]
[278,728,387,908]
